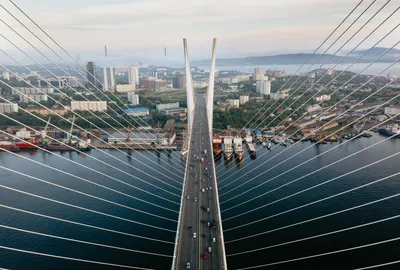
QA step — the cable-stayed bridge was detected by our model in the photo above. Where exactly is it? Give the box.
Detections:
[0,0,400,269]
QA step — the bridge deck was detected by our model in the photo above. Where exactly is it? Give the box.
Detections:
[172,93,226,269]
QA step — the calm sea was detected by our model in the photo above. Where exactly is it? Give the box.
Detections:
[0,133,399,269]
[200,62,400,77]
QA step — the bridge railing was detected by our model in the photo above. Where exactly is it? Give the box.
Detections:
[171,111,194,269]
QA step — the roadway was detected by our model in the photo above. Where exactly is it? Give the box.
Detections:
[173,92,224,269]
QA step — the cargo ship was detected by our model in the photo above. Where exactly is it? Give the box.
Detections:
[233,137,244,161]
[15,138,38,150]
[378,124,400,138]
[223,137,233,161]
[41,140,91,152]
[0,141,20,152]
[213,135,222,157]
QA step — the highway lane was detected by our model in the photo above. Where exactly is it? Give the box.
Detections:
[174,92,223,270]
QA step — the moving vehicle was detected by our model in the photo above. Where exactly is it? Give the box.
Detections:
[186,196,190,200]
[201,188,205,193]
[186,262,191,269]
[213,238,216,243]
[203,254,208,259]
[207,208,210,213]
[208,247,212,253]
[200,157,204,164]
[193,233,196,238]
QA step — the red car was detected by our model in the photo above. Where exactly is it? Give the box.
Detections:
[200,157,205,164]
[203,254,208,259]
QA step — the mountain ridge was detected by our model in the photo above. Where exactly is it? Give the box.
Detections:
[192,47,399,66]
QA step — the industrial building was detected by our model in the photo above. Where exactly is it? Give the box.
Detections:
[122,107,149,117]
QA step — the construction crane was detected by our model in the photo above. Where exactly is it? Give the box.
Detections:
[41,117,51,140]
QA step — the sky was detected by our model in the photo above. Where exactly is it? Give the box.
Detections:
[0,0,399,66]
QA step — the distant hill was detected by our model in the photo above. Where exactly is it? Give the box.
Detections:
[192,48,398,66]
[349,47,400,61]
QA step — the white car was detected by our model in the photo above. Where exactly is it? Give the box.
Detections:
[194,198,197,202]
[213,238,216,243]
[186,196,190,200]
[193,233,196,238]
[186,262,191,269]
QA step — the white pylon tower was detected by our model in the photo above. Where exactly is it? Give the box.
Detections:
[183,39,195,139]
[206,38,217,139]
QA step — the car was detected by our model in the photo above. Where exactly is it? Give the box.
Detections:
[186,262,191,269]
[213,238,216,243]
[201,188,205,193]
[209,187,212,190]
[207,222,211,227]
[203,254,208,259]
[188,226,192,231]
[202,234,206,239]
[194,198,197,202]
[193,233,197,238]
[208,247,212,253]
[206,187,208,191]
[186,196,190,200]
[207,208,210,213]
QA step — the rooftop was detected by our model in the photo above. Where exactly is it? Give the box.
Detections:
[109,131,158,139]
[122,107,149,113]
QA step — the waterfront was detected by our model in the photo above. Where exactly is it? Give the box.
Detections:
[0,133,399,269]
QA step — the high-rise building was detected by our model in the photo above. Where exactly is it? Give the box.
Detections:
[254,67,264,81]
[143,78,166,91]
[86,61,96,87]
[152,71,161,79]
[173,74,186,89]
[239,95,249,105]
[127,92,139,105]
[71,101,107,112]
[128,66,139,86]
[116,84,136,92]
[2,70,10,80]
[0,103,18,113]
[102,67,116,91]
[256,80,271,95]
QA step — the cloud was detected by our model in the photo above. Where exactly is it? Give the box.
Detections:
[0,0,398,66]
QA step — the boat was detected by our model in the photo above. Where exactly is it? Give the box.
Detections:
[233,137,244,161]
[361,132,372,138]
[213,135,223,156]
[288,138,294,144]
[0,141,20,152]
[15,138,38,149]
[246,141,256,159]
[279,140,287,147]
[223,137,233,161]
[378,124,400,138]
[262,141,268,147]
[267,142,271,150]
